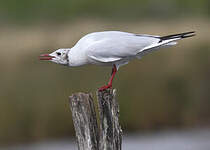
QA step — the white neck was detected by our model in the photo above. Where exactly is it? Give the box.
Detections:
[67,47,88,67]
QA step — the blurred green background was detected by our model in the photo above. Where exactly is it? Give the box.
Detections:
[0,0,210,146]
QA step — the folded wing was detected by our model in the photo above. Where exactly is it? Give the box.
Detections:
[86,31,194,63]
[87,31,160,63]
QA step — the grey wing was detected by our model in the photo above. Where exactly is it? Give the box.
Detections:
[87,33,160,63]
[86,31,194,63]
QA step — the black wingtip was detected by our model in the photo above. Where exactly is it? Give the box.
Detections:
[181,31,196,38]
[160,31,196,42]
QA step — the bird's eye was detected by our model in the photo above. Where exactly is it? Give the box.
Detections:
[56,52,61,56]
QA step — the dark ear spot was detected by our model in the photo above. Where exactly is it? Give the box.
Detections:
[64,53,68,59]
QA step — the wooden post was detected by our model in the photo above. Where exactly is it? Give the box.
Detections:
[97,89,122,150]
[69,93,99,150]
[69,89,122,150]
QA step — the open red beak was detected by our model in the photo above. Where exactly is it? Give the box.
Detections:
[39,54,55,60]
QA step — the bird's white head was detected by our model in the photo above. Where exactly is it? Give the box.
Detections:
[40,48,70,65]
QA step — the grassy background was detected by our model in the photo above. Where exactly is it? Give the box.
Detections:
[0,0,210,23]
[0,0,210,146]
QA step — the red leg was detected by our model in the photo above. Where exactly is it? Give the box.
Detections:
[99,64,117,91]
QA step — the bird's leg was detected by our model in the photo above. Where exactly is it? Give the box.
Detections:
[99,64,117,91]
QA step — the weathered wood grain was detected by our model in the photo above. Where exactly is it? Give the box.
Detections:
[69,89,122,150]
[69,93,99,150]
[97,89,122,150]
